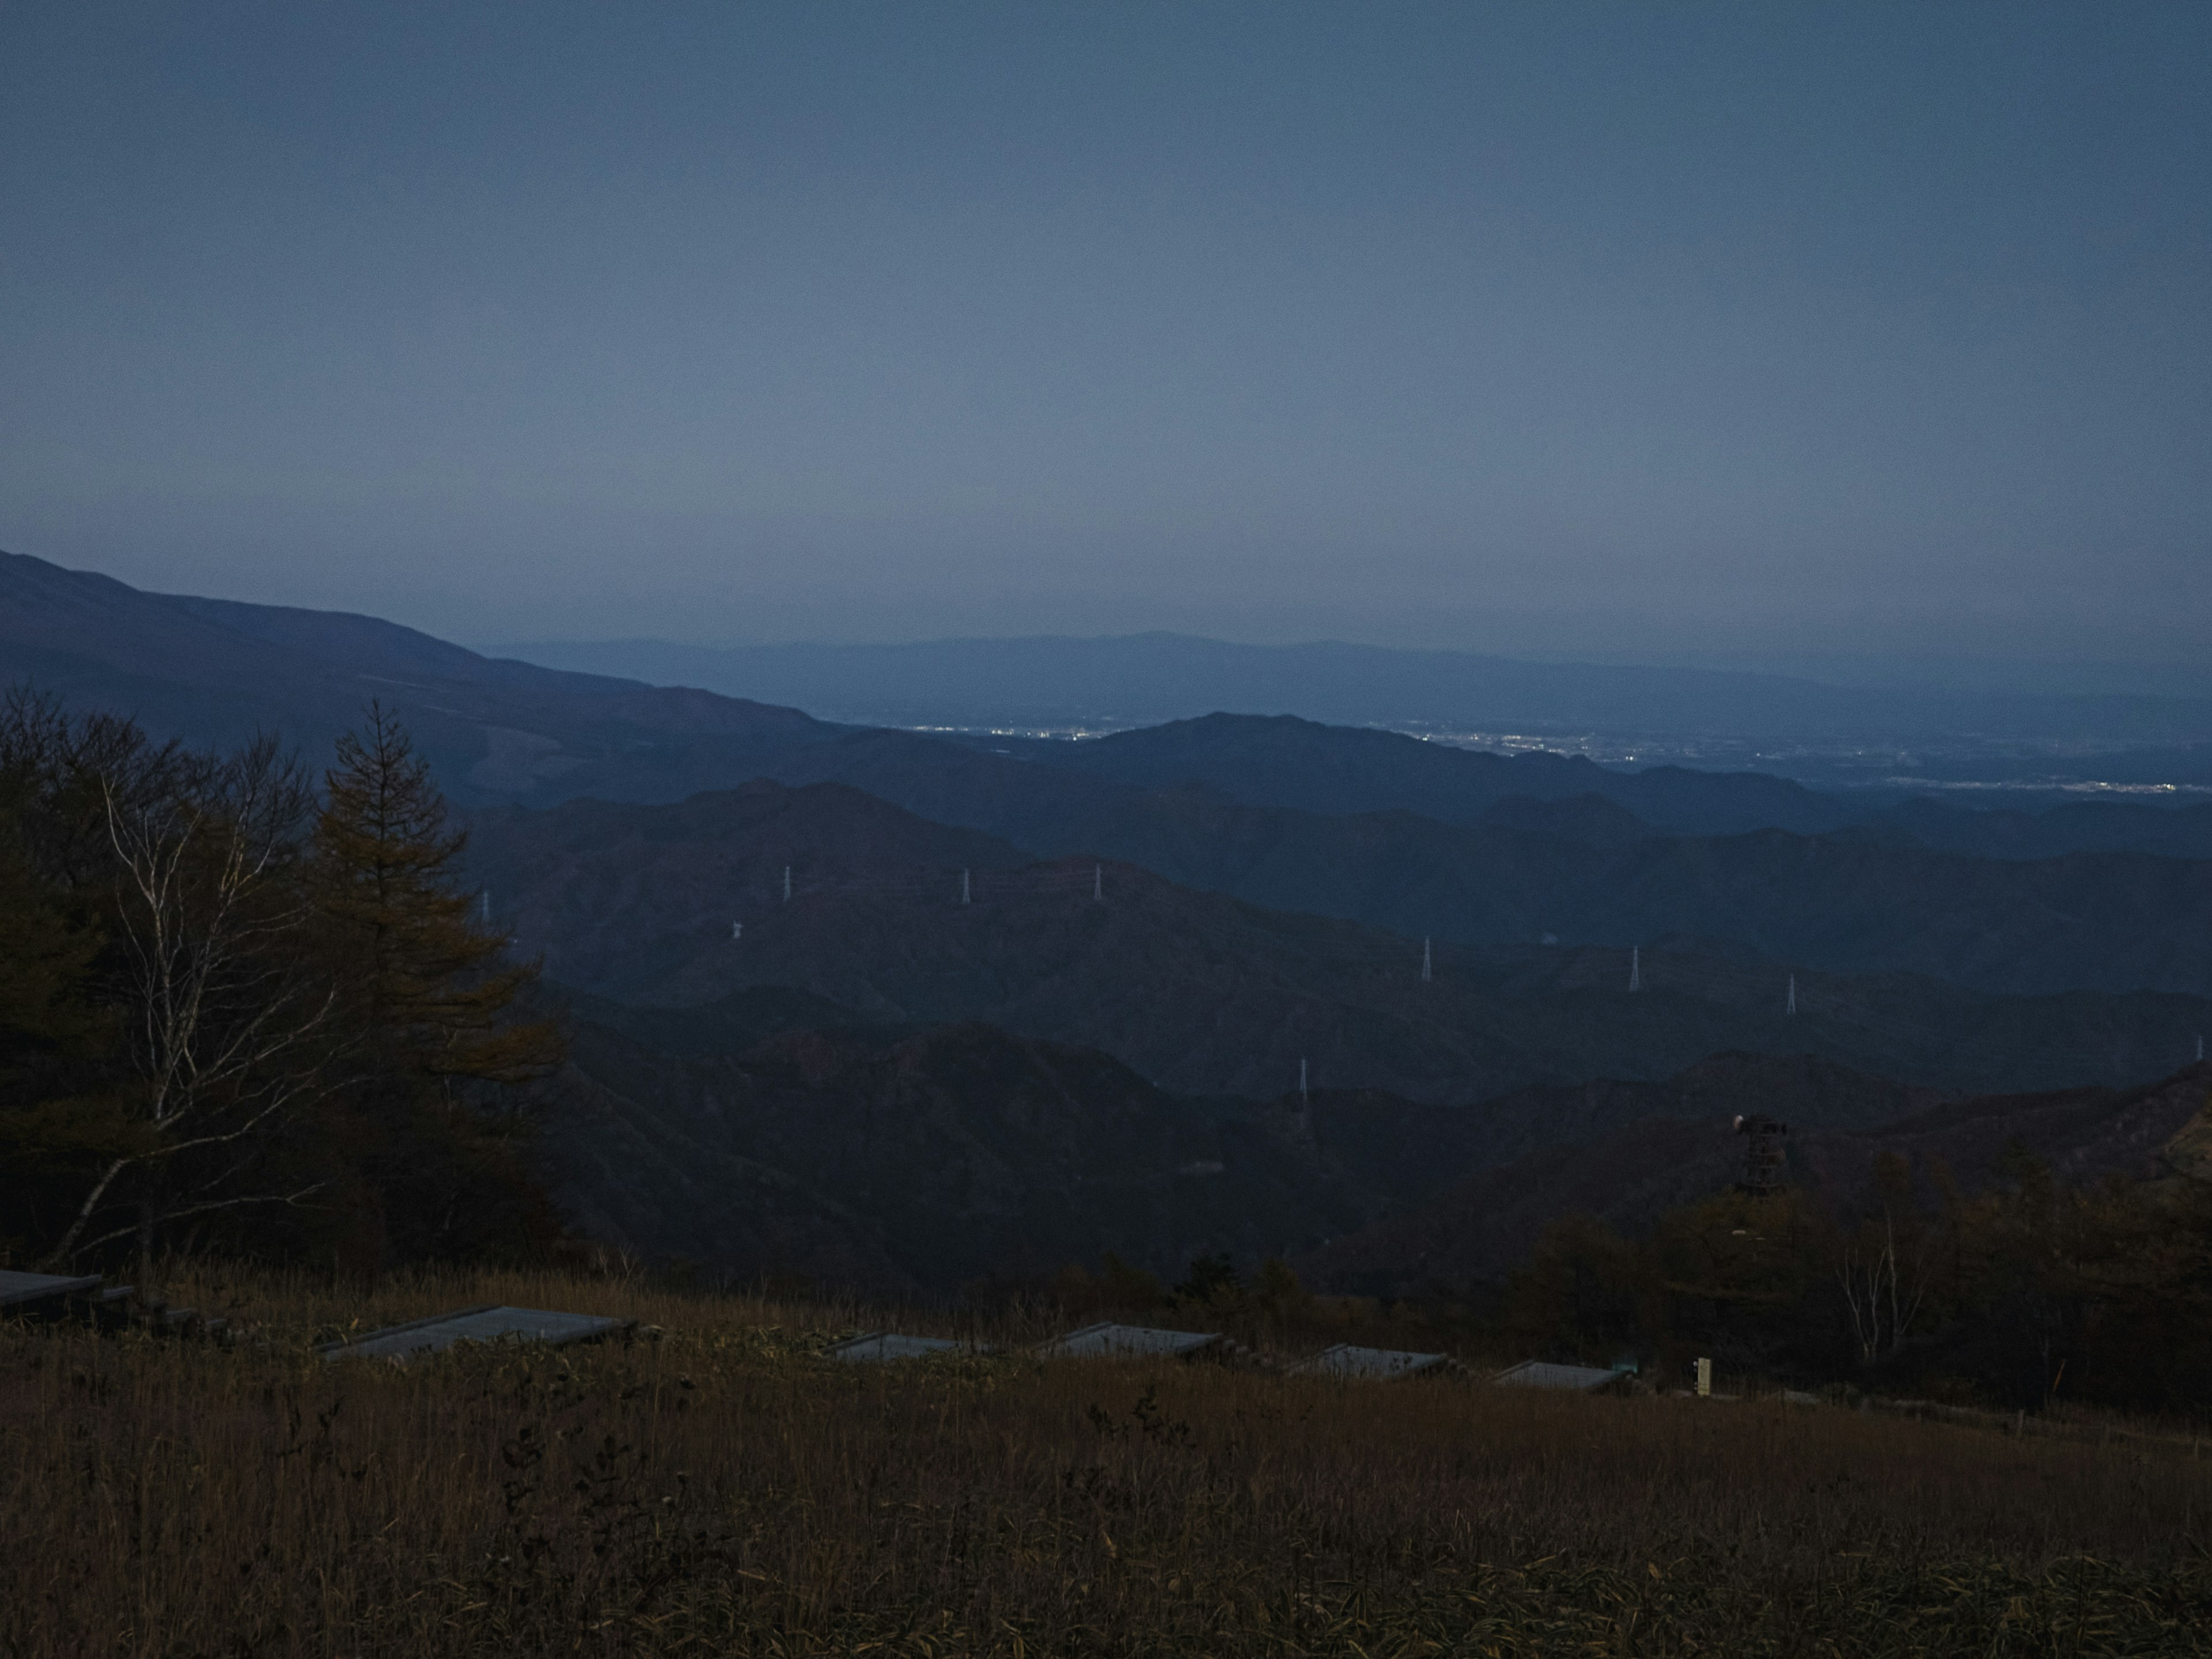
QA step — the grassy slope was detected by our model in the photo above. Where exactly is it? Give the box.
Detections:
[4,1266,2211,1657]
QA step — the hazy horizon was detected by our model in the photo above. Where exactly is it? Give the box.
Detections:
[5,3,2208,667]
[480,627,2212,703]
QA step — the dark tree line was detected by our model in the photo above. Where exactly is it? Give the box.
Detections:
[0,693,562,1284]
[1502,1142,2212,1415]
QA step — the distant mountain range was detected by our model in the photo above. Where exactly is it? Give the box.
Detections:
[494,631,2212,754]
[9,546,2209,853]
[11,543,2212,1002]
[467,779,2210,1101]
[12,546,2212,1290]
[469,773,2212,1005]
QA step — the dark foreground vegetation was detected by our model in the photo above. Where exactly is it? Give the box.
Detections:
[0,692,560,1281]
[6,1266,2212,1658]
[1486,1154,2212,1419]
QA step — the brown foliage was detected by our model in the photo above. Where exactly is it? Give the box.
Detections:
[314,701,560,1086]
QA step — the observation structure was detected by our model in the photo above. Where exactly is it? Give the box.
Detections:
[1732,1113,1790,1195]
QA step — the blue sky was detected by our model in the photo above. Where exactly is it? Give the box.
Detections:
[2,2,2206,671]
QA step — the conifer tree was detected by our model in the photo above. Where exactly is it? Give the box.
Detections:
[313,704,559,1085]
[311,705,562,1267]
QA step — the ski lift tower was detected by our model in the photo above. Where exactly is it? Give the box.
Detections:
[1732,1113,1790,1196]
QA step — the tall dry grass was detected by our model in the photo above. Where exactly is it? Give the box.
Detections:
[3,1264,2209,1656]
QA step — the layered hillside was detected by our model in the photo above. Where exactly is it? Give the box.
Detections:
[883,771,2212,997]
[12,554,2212,997]
[17,552,2212,1297]
[467,781,2211,1102]
[989,711,2212,857]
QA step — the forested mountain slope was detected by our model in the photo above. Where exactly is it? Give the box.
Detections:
[857,774,2212,997]
[467,781,2211,1101]
[541,1015,1471,1291]
[540,1007,1984,1293]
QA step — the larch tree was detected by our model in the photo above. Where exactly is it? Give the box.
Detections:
[311,704,562,1266]
[313,703,558,1086]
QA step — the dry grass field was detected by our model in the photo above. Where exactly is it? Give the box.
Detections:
[3,1266,2210,1657]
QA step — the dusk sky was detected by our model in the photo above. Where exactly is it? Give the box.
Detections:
[3,3,2206,673]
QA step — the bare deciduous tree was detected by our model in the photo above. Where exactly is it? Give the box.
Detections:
[40,732,338,1283]
[1838,1153,1934,1365]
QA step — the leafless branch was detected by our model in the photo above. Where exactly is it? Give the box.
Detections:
[40,732,334,1270]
